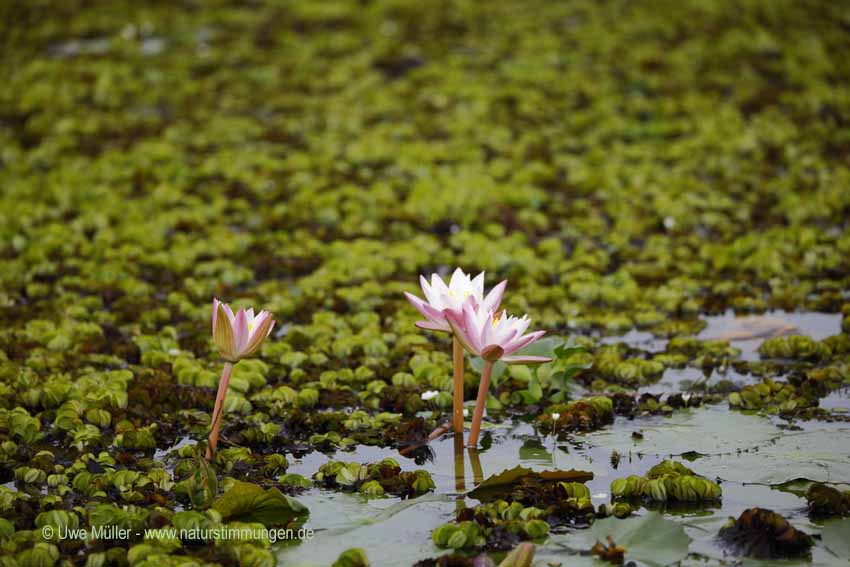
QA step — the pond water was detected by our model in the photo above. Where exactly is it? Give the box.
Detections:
[278,402,850,565]
[698,310,843,361]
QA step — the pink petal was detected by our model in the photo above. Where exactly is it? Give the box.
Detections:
[482,280,507,312]
[241,312,274,357]
[420,275,440,306]
[503,330,546,356]
[234,309,250,353]
[447,310,477,354]
[471,272,485,298]
[404,291,445,322]
[416,320,450,332]
[462,302,485,354]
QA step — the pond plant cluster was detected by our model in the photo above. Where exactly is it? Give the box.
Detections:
[2,0,850,566]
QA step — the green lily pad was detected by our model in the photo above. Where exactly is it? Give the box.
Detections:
[212,481,309,527]
[588,512,691,567]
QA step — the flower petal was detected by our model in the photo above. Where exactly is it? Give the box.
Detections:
[481,280,507,312]
[447,309,477,354]
[214,302,237,360]
[241,312,274,357]
[404,291,445,322]
[415,320,450,332]
[234,309,250,353]
[503,330,547,356]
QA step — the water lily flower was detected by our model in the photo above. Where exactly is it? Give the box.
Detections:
[207,298,275,460]
[421,390,440,401]
[404,268,506,435]
[404,268,506,333]
[447,302,552,447]
[447,302,552,365]
[212,298,275,362]
[551,412,561,421]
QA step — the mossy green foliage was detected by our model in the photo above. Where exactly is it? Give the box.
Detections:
[312,457,435,498]
[1,0,850,563]
[610,460,722,504]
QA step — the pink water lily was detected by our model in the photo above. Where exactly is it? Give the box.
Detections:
[447,301,552,365]
[207,298,275,461]
[404,268,506,332]
[212,298,275,362]
[447,301,551,447]
[404,268,507,436]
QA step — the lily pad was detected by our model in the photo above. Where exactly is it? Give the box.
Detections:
[212,481,309,527]
[587,512,691,566]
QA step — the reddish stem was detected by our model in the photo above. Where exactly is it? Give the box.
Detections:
[467,361,493,448]
[205,361,233,461]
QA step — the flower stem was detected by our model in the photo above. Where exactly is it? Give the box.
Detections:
[452,337,465,434]
[467,360,493,448]
[206,361,233,461]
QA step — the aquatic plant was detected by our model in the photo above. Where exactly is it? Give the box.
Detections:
[207,298,275,460]
[719,508,814,559]
[610,460,721,504]
[405,269,506,435]
[447,303,552,447]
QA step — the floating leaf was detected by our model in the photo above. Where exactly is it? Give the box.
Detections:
[588,512,691,566]
[212,481,308,527]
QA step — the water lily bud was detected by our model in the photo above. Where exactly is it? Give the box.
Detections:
[211,298,275,362]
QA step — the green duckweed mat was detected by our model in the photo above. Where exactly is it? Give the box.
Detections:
[1,1,850,566]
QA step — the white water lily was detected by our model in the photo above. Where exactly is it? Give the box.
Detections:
[421,390,440,401]
[404,268,506,332]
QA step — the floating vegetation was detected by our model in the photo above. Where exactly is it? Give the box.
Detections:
[718,508,814,559]
[313,458,436,498]
[610,460,722,504]
[806,483,850,519]
[2,0,850,564]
